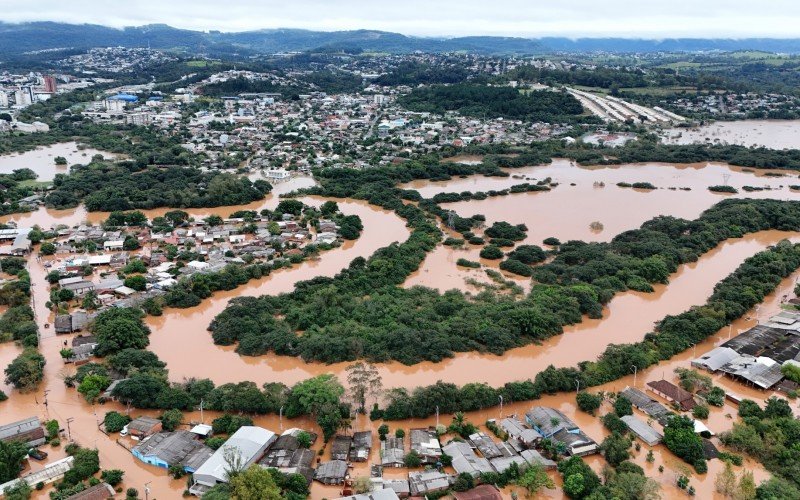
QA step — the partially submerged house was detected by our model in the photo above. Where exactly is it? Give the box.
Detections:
[647,380,697,411]
[132,431,212,473]
[127,416,162,439]
[381,436,405,467]
[468,432,502,459]
[331,435,353,461]
[408,470,450,496]
[525,407,598,457]
[190,426,276,495]
[499,417,542,449]
[441,441,493,477]
[410,428,442,464]
[620,415,663,446]
[258,428,317,484]
[0,417,46,447]
[619,387,672,423]
[314,460,348,485]
[349,431,372,462]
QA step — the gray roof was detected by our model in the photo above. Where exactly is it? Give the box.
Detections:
[410,429,441,460]
[381,436,405,466]
[620,415,663,446]
[499,418,542,445]
[408,470,450,495]
[314,460,348,483]
[619,387,670,420]
[349,431,372,461]
[335,490,400,500]
[193,426,275,485]
[723,324,800,363]
[692,347,740,372]
[127,416,161,433]
[720,356,785,389]
[525,407,577,437]
[0,417,42,441]
[468,432,502,459]
[489,455,528,474]
[133,431,211,467]
[331,435,352,461]
[520,449,556,469]
[442,441,493,477]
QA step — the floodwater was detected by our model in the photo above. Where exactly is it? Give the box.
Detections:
[0,142,119,181]
[1,164,798,498]
[661,119,800,150]
[403,159,800,290]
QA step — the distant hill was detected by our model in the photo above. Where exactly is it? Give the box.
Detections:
[2,22,800,56]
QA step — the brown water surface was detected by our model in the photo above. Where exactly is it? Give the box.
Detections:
[662,119,800,150]
[0,142,120,181]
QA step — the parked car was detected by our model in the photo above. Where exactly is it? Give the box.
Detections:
[28,448,48,461]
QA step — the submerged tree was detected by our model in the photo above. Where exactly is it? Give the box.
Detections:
[346,361,383,413]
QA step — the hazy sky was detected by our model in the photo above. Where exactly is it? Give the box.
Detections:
[3,0,800,38]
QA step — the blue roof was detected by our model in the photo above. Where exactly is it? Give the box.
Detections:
[109,94,139,102]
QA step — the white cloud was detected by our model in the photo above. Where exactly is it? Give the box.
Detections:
[3,0,800,38]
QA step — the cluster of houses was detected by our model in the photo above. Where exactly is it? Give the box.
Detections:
[692,310,800,391]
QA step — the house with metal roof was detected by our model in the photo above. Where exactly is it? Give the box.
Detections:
[468,432,502,459]
[442,441,493,477]
[525,407,598,457]
[410,429,442,464]
[314,460,348,485]
[691,346,740,372]
[189,426,276,495]
[258,428,317,484]
[489,455,527,474]
[499,418,542,449]
[132,431,212,472]
[519,449,556,470]
[335,490,400,500]
[408,470,450,496]
[719,356,785,390]
[619,387,671,421]
[331,434,353,461]
[381,436,405,467]
[0,417,46,447]
[349,431,372,462]
[620,415,663,446]
[126,416,162,439]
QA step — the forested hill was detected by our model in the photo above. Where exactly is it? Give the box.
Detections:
[3,22,800,56]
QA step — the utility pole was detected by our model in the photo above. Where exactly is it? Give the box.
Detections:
[631,365,638,388]
[144,481,151,500]
[279,406,284,432]
[200,399,204,424]
[575,379,581,393]
[43,390,50,419]
[499,395,504,418]
[65,417,74,442]
[435,406,439,428]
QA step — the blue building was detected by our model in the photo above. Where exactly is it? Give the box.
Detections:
[132,431,212,472]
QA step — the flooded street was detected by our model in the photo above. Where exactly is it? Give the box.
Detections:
[0,141,119,181]
[661,119,800,150]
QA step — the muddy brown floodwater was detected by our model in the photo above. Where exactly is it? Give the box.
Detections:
[0,142,120,181]
[661,119,800,150]
[1,166,798,499]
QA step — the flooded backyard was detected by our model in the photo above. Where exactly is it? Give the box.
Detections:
[661,119,800,150]
[0,141,120,181]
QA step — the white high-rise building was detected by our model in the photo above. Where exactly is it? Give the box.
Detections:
[0,91,8,108]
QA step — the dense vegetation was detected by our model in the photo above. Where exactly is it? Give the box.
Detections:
[45,160,271,211]
[374,238,800,419]
[398,84,584,122]
[210,197,800,364]
[721,396,800,491]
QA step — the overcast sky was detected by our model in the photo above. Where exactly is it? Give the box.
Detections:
[3,0,800,38]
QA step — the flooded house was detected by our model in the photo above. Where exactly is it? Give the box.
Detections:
[331,434,353,461]
[619,387,672,423]
[409,428,442,464]
[314,460,349,485]
[190,426,276,495]
[646,380,697,411]
[132,431,213,473]
[499,417,542,449]
[441,441,493,477]
[258,428,317,484]
[0,417,46,447]
[408,470,450,496]
[126,416,163,440]
[349,431,372,462]
[525,407,598,457]
[381,436,405,468]
[620,415,663,446]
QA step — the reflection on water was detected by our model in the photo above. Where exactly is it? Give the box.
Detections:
[0,142,120,181]
[661,119,800,150]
